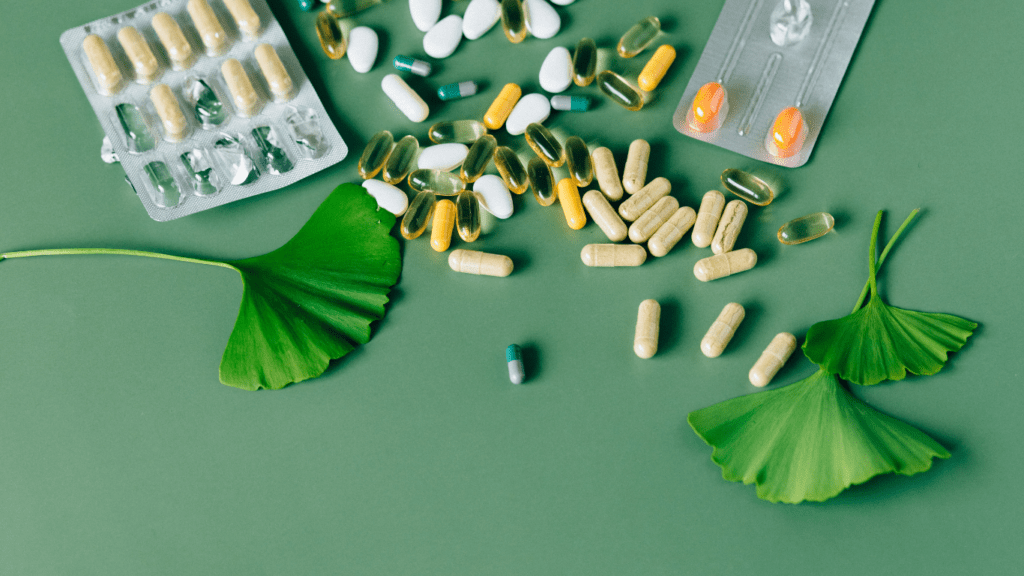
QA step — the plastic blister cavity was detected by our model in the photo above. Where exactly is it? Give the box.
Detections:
[674,0,876,167]
[59,0,346,221]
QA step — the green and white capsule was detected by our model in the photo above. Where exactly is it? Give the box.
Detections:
[507,344,525,384]
[437,81,479,101]
[393,55,431,76]
[550,95,591,112]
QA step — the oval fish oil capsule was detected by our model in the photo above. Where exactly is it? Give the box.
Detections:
[749,332,797,387]
[597,71,644,111]
[499,0,527,43]
[617,16,660,58]
[429,120,488,144]
[637,45,676,92]
[150,84,189,142]
[438,81,479,101]
[187,0,230,56]
[82,34,124,95]
[592,147,623,201]
[564,136,593,187]
[692,190,725,248]
[766,106,808,159]
[618,177,670,222]
[254,44,294,102]
[152,13,194,70]
[417,143,469,171]
[483,83,522,130]
[430,199,456,252]
[463,0,501,40]
[358,130,394,179]
[507,344,526,384]
[473,174,513,218]
[711,199,748,255]
[572,38,597,86]
[688,82,729,133]
[648,206,696,257]
[493,146,528,194]
[629,195,679,244]
[361,179,409,216]
[461,134,497,182]
[347,26,379,73]
[449,249,514,277]
[582,190,627,242]
[701,302,745,358]
[401,190,436,239]
[381,73,429,122]
[505,93,551,136]
[117,26,160,84]
[694,248,757,282]
[408,168,465,196]
[539,46,573,93]
[557,178,586,230]
[622,139,650,195]
[221,58,261,117]
[580,244,646,267]
[382,135,419,184]
[778,212,835,245]
[527,157,556,206]
[456,189,481,242]
[224,0,261,39]
[315,10,347,59]
[634,299,660,359]
[524,123,563,167]
[550,95,591,112]
[721,168,775,206]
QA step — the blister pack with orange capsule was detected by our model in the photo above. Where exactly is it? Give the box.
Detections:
[673,0,876,167]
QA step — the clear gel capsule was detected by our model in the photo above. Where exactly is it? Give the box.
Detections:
[394,55,432,76]
[358,130,394,179]
[637,45,676,91]
[327,0,384,18]
[456,189,481,242]
[82,34,123,95]
[493,146,528,194]
[252,126,294,175]
[429,120,488,144]
[449,249,514,277]
[438,81,478,101]
[749,332,797,387]
[524,123,563,167]
[721,168,775,206]
[701,302,745,358]
[461,134,497,183]
[572,38,597,87]
[187,0,230,56]
[778,212,834,245]
[550,95,591,112]
[143,161,181,208]
[617,16,660,58]
[766,106,808,159]
[634,299,660,359]
[117,26,160,84]
[383,135,419,184]
[597,71,644,111]
[152,13,194,70]
[401,190,436,239]
[500,0,527,43]
[430,199,456,252]
[408,169,466,196]
[316,11,347,59]
[564,136,593,187]
[688,82,729,133]
[527,156,556,206]
[484,83,522,130]
[507,344,525,384]
[557,178,586,230]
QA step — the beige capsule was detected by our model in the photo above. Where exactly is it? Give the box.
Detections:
[634,299,660,359]
[582,190,627,242]
[591,147,624,201]
[629,196,679,244]
[580,244,647,267]
[701,302,745,358]
[749,332,797,387]
[221,58,261,117]
[149,84,189,142]
[187,0,229,56]
[254,43,294,101]
[224,0,261,39]
[711,199,748,254]
[618,177,671,221]
[692,190,725,248]
[694,248,757,282]
[430,199,456,252]
[648,206,696,257]
[82,34,123,95]
[117,26,160,84]
[622,139,650,194]
[152,13,194,70]
[448,249,513,277]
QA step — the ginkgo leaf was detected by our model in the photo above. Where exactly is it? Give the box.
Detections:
[687,369,950,504]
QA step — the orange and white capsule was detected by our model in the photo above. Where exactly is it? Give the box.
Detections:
[687,82,728,133]
[766,106,808,159]
[637,45,676,92]
[557,178,586,230]
[483,83,522,130]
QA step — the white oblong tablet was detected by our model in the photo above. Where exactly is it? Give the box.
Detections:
[474,174,513,219]
[410,0,442,32]
[463,0,500,40]
[347,26,379,73]
[381,73,430,122]
[362,180,409,216]
[505,93,551,135]
[539,46,572,93]
[550,0,575,4]
[424,15,463,59]
[417,143,469,171]
[523,0,561,40]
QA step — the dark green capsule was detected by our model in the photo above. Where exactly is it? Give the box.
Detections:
[527,156,556,206]
[564,136,593,187]
[461,134,497,183]
[524,123,564,168]
[597,71,644,111]
[401,190,436,240]
[408,169,466,196]
[493,146,528,194]
[572,38,597,87]
[382,135,418,184]
[358,130,394,179]
[456,189,481,242]
[115,103,156,153]
[143,161,181,209]
[617,16,661,58]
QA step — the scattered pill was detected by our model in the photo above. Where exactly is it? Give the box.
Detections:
[347,26,379,73]
[150,84,188,142]
[473,174,514,218]
[358,130,394,179]
[408,169,465,195]
[527,157,557,206]
[401,190,436,239]
[692,190,725,247]
[580,244,646,267]
[296,0,315,11]
[766,106,808,159]
[622,139,650,195]
[382,135,419,184]
[648,206,696,257]
[393,55,432,76]
[557,178,586,230]
[634,299,660,359]
[500,0,527,43]
[456,189,482,242]
[693,248,757,282]
[327,0,384,18]
[381,73,429,122]
[483,83,522,130]
[152,13,194,70]
[592,147,624,201]
[597,71,644,111]
[618,177,670,222]
[438,81,478,101]
[507,344,526,384]
[424,15,463,58]
[505,93,551,135]
[701,302,745,358]
[637,45,676,91]
[82,34,123,95]
[550,95,591,111]
[187,0,229,56]
[224,0,261,39]
[117,26,160,84]
[315,11,347,59]
[549,0,575,4]
[617,16,660,58]
[582,190,627,242]
[221,58,261,117]
[721,168,775,206]
[688,82,728,133]
[430,199,456,252]
[410,0,442,32]
[523,0,561,39]
[629,195,678,244]
[778,212,835,244]
[749,332,797,387]
[429,120,488,144]
[524,123,564,167]
[463,0,501,40]
[539,46,573,93]
[254,43,294,102]
[493,146,529,194]
[564,136,593,187]
[449,249,514,277]
[418,143,469,171]
[362,179,409,216]
[572,38,597,86]
[711,199,748,255]
[461,134,497,182]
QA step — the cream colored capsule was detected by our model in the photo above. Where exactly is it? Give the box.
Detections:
[150,84,188,142]
[692,190,725,248]
[187,0,229,56]
[701,302,745,358]
[431,199,456,252]
[82,34,123,95]
[224,0,261,39]
[117,26,160,84]
[749,332,797,387]
[634,299,660,359]
[622,139,650,194]
[694,248,757,282]
[221,58,261,117]
[448,249,514,277]
[254,43,294,101]
[711,199,748,255]
[582,190,627,242]
[152,13,194,70]
[580,244,646,267]
[591,147,623,201]
[649,207,696,257]
[629,195,678,244]
[557,178,586,230]
[618,177,670,221]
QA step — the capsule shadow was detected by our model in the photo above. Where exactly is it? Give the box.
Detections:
[519,341,542,384]
[658,297,684,355]
[728,300,762,352]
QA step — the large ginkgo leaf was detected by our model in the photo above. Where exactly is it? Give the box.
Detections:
[687,369,950,504]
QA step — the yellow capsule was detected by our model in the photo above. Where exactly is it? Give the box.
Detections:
[688,82,729,133]
[622,139,649,195]
[254,43,294,102]
[591,147,624,201]
[401,190,436,240]
[408,169,465,196]
[618,177,670,222]
[766,106,808,159]
[500,0,527,43]
[152,13,194,70]
[315,11,347,59]
[527,156,556,206]
[629,196,678,244]
[428,120,488,144]
[82,34,123,95]
[557,178,586,230]
[220,58,260,117]
[430,199,456,252]
[484,83,522,130]
[572,38,597,86]
[524,123,563,167]
[711,199,748,255]
[448,249,514,277]
[694,249,757,282]
[224,0,261,39]
[117,26,160,84]
[187,0,230,56]
[778,212,835,245]
[456,189,481,242]
[580,244,646,267]
[749,332,797,387]
[461,134,496,183]
[637,45,675,91]
[597,71,644,111]
[149,84,188,142]
[582,190,627,242]
[493,146,528,194]
[721,168,775,206]
[701,302,745,358]
[617,16,660,58]
[357,130,394,179]
[634,299,660,359]
[564,136,593,187]
[648,207,697,257]
[382,135,419,184]
[692,190,725,248]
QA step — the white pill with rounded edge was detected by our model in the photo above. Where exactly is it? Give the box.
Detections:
[701,302,745,358]
[749,332,797,387]
[505,93,551,135]
[550,0,575,4]
[381,74,429,122]
[539,46,573,93]
[463,0,500,40]
[474,174,513,219]
[634,299,660,359]
[347,26,379,73]
[523,0,561,39]
[410,0,442,32]
[362,180,409,216]
[424,15,463,59]
[417,143,469,171]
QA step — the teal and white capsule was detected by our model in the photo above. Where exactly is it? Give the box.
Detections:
[393,55,432,76]
[550,95,591,112]
[506,344,525,384]
[437,81,479,101]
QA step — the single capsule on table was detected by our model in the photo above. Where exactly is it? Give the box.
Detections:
[315,11,347,59]
[438,81,478,101]
[564,136,593,187]
[117,26,160,84]
[766,106,808,159]
[701,302,745,358]
[557,178,586,230]
[483,83,522,130]
[221,58,261,117]
[382,135,419,184]
[524,123,563,167]
[152,12,195,70]
[327,0,384,18]
[430,199,456,252]
[493,146,529,194]
[749,332,797,387]
[711,199,748,255]
[688,82,729,133]
[224,0,261,39]
[582,190,627,242]
[648,206,696,257]
[82,35,124,95]
[572,38,597,87]
[592,147,623,201]
[527,157,556,206]
[408,169,466,196]
[449,249,514,277]
[694,248,757,282]
[637,45,676,92]
[629,195,678,244]
[429,120,488,144]
[254,43,294,102]
[461,134,497,183]
[358,130,394,179]
[580,244,646,267]
[401,190,437,239]
[598,71,644,111]
[393,55,432,77]
[456,189,481,242]
[418,143,469,171]
[550,95,591,112]
[500,0,527,43]
[721,168,775,206]
[618,177,671,222]
[187,0,230,56]
[622,139,650,195]
[692,190,725,247]
[634,299,660,359]
[381,74,429,122]
[778,212,835,245]
[507,344,526,384]
[617,16,660,58]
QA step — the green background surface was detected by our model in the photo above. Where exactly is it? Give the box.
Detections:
[1,0,1021,573]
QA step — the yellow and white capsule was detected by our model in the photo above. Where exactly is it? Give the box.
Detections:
[634,299,660,359]
[701,302,745,358]
[749,332,797,387]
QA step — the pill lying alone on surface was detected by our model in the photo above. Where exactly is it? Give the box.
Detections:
[507,344,526,384]
[361,179,409,216]
[634,299,660,359]
[637,45,676,92]
[749,332,797,387]
[381,74,429,122]
[580,244,646,267]
[394,55,432,77]
[701,302,745,358]
[449,249,514,277]
[693,248,757,282]
[438,81,478,101]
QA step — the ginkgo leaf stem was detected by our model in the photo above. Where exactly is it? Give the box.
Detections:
[0,248,237,271]
[851,209,920,314]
